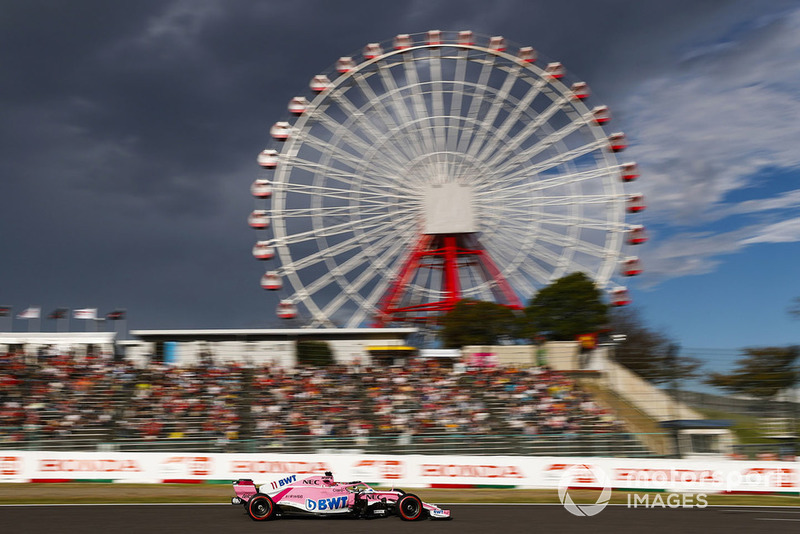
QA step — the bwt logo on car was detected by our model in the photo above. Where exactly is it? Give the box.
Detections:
[306,496,347,511]
[270,474,297,489]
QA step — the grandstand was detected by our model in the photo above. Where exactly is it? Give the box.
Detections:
[0,339,654,457]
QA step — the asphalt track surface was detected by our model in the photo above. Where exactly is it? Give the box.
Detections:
[2,504,799,534]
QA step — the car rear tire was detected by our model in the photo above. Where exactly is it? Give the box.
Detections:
[397,494,424,521]
[248,494,276,521]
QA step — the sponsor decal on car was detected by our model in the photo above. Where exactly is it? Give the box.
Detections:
[306,496,347,511]
[270,474,297,489]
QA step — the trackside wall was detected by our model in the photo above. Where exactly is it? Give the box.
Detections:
[0,452,797,494]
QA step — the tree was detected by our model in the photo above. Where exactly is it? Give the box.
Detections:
[789,297,800,319]
[706,346,800,399]
[440,300,519,348]
[609,306,700,384]
[296,340,335,367]
[524,272,607,341]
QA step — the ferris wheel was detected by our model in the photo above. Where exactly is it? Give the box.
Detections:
[250,30,646,327]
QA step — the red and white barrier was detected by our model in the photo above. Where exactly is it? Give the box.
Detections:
[0,452,797,494]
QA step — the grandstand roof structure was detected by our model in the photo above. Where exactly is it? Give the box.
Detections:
[130,327,417,342]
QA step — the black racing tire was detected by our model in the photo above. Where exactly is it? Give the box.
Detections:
[397,493,424,521]
[248,494,276,521]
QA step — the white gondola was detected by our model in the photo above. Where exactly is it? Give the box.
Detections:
[571,82,590,100]
[488,36,506,51]
[591,105,610,125]
[260,271,282,290]
[458,30,474,45]
[620,257,642,277]
[248,210,270,229]
[394,34,412,49]
[627,193,646,213]
[608,132,627,152]
[427,30,442,46]
[517,46,537,63]
[277,300,297,319]
[336,57,356,73]
[257,149,279,169]
[252,241,275,260]
[270,122,291,141]
[310,74,331,92]
[627,225,647,245]
[545,62,565,79]
[288,97,309,116]
[620,162,639,182]
[363,43,383,59]
[610,287,631,306]
[251,179,273,199]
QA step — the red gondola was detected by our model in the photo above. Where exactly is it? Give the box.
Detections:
[248,211,270,230]
[610,287,631,306]
[257,149,278,169]
[252,241,275,260]
[336,57,356,73]
[488,36,506,52]
[251,179,273,199]
[626,193,646,213]
[310,75,331,92]
[261,271,282,290]
[627,225,647,245]
[517,46,537,63]
[571,82,590,100]
[394,34,412,50]
[545,62,564,79]
[458,30,474,45]
[620,257,642,276]
[427,30,442,46]
[591,106,610,125]
[288,97,309,116]
[270,122,291,141]
[620,162,639,182]
[608,132,627,152]
[363,43,383,59]
[277,300,297,319]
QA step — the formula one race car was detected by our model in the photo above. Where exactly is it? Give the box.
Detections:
[231,471,451,521]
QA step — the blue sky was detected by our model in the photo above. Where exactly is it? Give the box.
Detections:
[1,0,799,357]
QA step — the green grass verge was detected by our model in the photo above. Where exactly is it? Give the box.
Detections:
[0,484,797,506]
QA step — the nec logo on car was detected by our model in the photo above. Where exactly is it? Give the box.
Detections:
[306,496,347,511]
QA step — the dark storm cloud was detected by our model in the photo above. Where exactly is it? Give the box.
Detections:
[0,0,760,331]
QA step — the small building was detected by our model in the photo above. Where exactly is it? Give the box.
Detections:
[126,328,417,368]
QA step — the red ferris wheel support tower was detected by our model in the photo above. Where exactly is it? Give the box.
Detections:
[373,183,523,326]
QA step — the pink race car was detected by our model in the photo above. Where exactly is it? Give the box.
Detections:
[231,471,451,521]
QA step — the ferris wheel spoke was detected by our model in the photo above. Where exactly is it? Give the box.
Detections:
[482,75,549,156]
[445,48,469,152]
[402,53,436,154]
[455,53,497,154]
[304,115,406,180]
[322,92,414,172]
[276,209,410,246]
[277,215,415,285]
[318,233,413,325]
[494,137,607,186]
[483,104,584,176]
[463,61,524,160]
[273,180,408,204]
[428,47,448,155]
[295,224,411,303]
[477,90,568,167]
[376,58,429,159]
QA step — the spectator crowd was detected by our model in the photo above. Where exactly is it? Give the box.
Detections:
[0,345,624,451]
